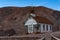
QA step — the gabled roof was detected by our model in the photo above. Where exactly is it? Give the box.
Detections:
[34,16,53,24]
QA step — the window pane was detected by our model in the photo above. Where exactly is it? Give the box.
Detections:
[43,24,45,30]
[50,25,52,30]
[46,25,48,31]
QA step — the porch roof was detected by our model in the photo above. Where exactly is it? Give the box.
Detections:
[25,17,37,25]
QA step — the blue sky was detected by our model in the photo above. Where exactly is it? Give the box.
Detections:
[0,0,60,10]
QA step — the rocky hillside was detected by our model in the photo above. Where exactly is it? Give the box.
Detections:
[0,6,60,35]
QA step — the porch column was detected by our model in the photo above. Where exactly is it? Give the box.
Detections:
[32,24,34,33]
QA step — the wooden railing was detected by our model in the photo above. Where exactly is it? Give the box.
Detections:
[0,34,45,40]
[51,33,60,40]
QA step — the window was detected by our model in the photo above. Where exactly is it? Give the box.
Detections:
[43,24,45,30]
[40,24,45,32]
[50,25,52,30]
[46,25,48,31]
